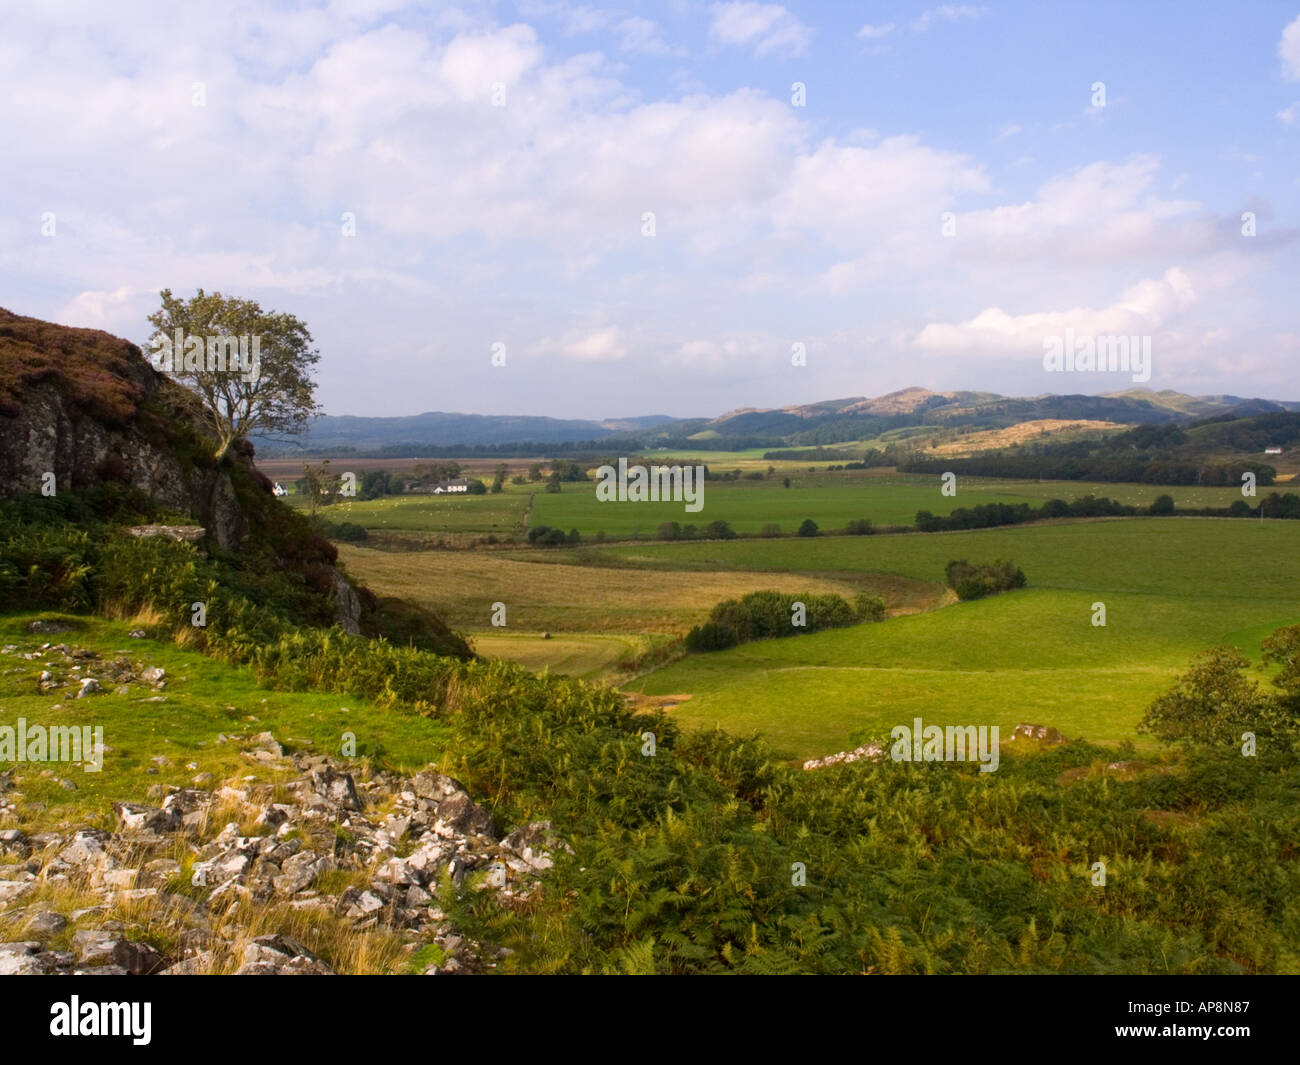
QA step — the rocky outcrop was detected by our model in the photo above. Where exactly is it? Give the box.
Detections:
[0,736,569,976]
[803,742,884,771]
[0,307,364,609]
[332,571,362,635]
[0,309,250,549]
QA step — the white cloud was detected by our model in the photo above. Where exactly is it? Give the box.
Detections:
[1280,14,1300,80]
[709,3,811,58]
[1279,101,1300,125]
[912,268,1197,355]
[913,5,987,33]
[856,22,895,40]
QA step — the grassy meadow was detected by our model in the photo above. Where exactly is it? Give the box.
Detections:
[618,519,1300,759]
[302,470,1250,540]
[0,614,451,826]
[316,463,1299,765]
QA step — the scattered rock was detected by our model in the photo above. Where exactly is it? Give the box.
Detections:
[1012,723,1066,744]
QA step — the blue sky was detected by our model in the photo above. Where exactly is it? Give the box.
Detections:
[3,1,1298,419]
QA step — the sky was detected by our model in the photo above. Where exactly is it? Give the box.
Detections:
[3,1,1299,420]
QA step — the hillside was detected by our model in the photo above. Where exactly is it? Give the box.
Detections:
[253,386,1300,454]
[0,308,470,656]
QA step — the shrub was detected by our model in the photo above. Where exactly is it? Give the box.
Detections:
[685,590,865,652]
[842,519,873,535]
[797,519,818,537]
[760,523,782,538]
[1149,494,1176,516]
[684,621,738,652]
[854,594,886,622]
[946,559,1025,600]
[1139,646,1288,746]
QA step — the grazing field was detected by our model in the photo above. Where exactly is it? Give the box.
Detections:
[287,468,1251,542]
[617,519,1300,760]
[297,490,532,535]
[464,631,647,679]
[335,543,934,634]
[528,472,1248,537]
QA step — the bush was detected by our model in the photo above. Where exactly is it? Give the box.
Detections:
[842,519,873,535]
[946,559,1025,600]
[760,523,782,538]
[704,520,736,540]
[527,525,569,547]
[1139,646,1288,746]
[1149,494,1175,516]
[685,590,865,652]
[328,521,368,542]
[797,519,819,537]
[684,621,738,652]
[854,594,886,621]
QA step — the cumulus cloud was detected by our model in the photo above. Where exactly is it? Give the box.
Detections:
[912,268,1197,355]
[1281,14,1300,80]
[708,3,811,57]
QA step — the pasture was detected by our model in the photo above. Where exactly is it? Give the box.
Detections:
[520,471,1248,537]
[619,519,1300,760]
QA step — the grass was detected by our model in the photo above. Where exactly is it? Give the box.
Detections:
[0,613,451,827]
[616,518,1300,761]
[466,631,648,680]
[336,543,936,635]
[528,472,1250,537]
[289,490,532,536]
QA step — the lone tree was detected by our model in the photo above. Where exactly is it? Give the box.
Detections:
[146,288,321,461]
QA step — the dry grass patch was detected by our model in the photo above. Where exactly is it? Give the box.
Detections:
[337,545,900,634]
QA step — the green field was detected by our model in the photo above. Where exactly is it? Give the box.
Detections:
[0,615,451,823]
[528,472,1247,537]
[298,471,1252,542]
[293,489,532,535]
[617,519,1300,760]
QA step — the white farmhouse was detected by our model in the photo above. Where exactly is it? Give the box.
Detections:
[432,478,471,494]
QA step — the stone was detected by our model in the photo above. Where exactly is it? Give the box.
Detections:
[191,850,250,887]
[76,677,104,698]
[24,912,68,937]
[236,934,333,975]
[310,766,362,811]
[128,525,206,544]
[435,792,494,838]
[1012,723,1066,744]
[0,881,34,904]
[114,802,181,833]
[159,951,215,976]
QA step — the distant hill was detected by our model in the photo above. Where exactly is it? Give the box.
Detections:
[252,387,1300,455]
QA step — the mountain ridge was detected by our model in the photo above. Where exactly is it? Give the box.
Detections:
[258,387,1300,453]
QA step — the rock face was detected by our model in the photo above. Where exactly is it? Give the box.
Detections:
[0,307,363,604]
[332,571,362,635]
[0,309,248,549]
[0,740,568,976]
